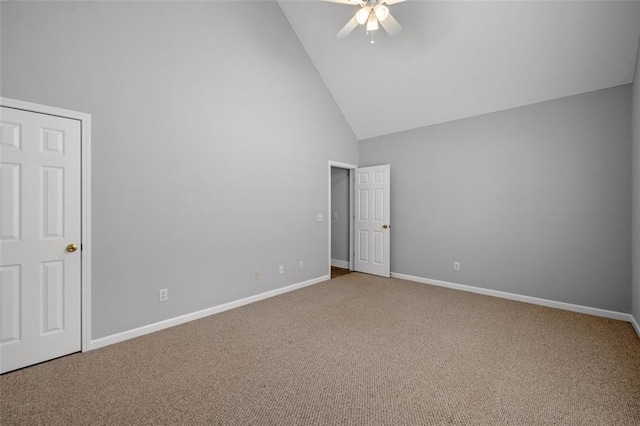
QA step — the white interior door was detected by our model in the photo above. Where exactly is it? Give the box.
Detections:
[354,165,390,277]
[1,106,81,373]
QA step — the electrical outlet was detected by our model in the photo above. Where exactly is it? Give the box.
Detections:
[299,261,304,270]
[255,270,261,280]
[158,289,168,302]
[279,265,284,274]
[453,262,461,271]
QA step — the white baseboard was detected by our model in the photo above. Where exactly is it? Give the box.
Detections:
[391,272,634,324]
[631,315,640,338]
[331,259,350,269]
[90,275,330,350]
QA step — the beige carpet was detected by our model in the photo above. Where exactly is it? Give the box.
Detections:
[2,273,639,425]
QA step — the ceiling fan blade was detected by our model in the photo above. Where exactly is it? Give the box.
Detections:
[380,12,402,36]
[336,15,359,38]
[383,0,406,5]
[322,0,363,5]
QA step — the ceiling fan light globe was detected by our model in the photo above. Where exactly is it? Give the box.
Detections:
[374,5,389,22]
[366,14,379,31]
[355,7,370,25]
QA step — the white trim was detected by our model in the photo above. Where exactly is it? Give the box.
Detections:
[391,272,634,323]
[90,275,330,350]
[0,97,93,352]
[349,169,354,271]
[328,161,358,170]
[331,259,350,269]
[0,97,91,122]
[81,115,92,352]
[328,161,357,277]
[631,315,640,338]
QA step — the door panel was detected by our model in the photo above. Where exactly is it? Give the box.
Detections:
[1,163,21,240]
[42,166,65,239]
[42,260,65,334]
[358,230,369,262]
[358,190,368,220]
[373,231,384,265]
[0,265,21,343]
[354,165,390,277]
[0,106,81,373]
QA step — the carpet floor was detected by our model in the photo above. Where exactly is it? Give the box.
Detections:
[1,273,639,425]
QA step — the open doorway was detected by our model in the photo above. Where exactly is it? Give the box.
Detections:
[328,161,391,279]
[331,167,350,278]
[328,161,356,279]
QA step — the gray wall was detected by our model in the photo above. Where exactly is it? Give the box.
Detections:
[360,86,632,313]
[1,2,357,339]
[331,167,349,263]
[633,41,640,323]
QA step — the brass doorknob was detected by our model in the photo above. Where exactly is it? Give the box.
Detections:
[382,224,390,229]
[66,244,78,253]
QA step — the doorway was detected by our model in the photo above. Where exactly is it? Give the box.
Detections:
[328,162,392,279]
[328,161,356,278]
[331,167,350,278]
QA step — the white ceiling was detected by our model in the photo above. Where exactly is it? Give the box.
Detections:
[279,1,640,140]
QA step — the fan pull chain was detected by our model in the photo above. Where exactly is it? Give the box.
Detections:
[371,31,375,44]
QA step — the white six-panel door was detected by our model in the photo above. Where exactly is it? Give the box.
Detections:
[354,165,390,277]
[0,106,81,373]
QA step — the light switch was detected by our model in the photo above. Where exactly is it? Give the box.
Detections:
[333,212,338,219]
[317,214,323,222]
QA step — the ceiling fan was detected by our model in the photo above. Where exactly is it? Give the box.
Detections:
[325,0,406,41]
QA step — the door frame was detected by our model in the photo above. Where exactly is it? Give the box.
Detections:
[1,97,92,352]
[328,161,356,276]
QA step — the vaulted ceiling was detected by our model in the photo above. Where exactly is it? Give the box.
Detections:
[279,1,640,140]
